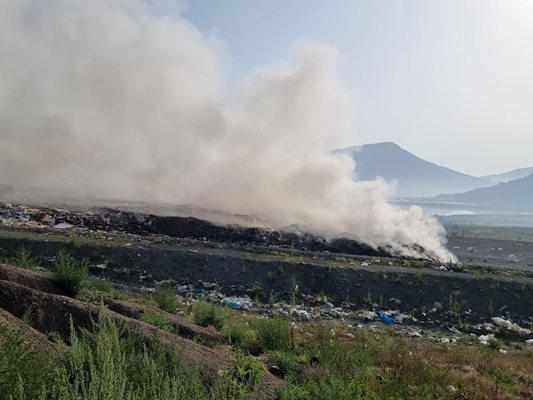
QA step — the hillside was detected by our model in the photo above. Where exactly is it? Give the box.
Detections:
[435,173,533,209]
[336,142,492,197]
[482,166,533,183]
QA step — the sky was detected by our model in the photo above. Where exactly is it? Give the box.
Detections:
[183,0,533,176]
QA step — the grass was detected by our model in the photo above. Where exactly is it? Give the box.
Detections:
[140,312,175,332]
[51,250,89,294]
[2,302,532,400]
[271,322,533,399]
[254,318,292,352]
[86,277,114,294]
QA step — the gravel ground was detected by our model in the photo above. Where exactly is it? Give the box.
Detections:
[448,237,533,272]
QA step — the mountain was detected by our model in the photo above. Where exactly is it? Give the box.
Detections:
[434,173,533,209]
[482,166,533,184]
[336,142,492,197]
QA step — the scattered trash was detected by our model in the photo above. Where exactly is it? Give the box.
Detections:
[478,334,495,346]
[224,296,253,311]
[378,312,395,325]
[53,222,74,229]
[491,317,531,336]
[446,385,457,393]
[507,254,520,263]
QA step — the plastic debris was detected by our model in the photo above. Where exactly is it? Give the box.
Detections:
[491,317,531,336]
[378,312,395,325]
[507,254,519,263]
[53,222,74,229]
[223,296,253,311]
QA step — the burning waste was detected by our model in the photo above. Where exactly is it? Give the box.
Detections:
[0,0,455,262]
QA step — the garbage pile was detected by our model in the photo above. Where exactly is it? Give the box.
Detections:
[0,202,426,259]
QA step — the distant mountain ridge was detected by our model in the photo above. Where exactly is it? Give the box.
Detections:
[336,142,492,197]
[434,173,533,209]
[482,166,533,184]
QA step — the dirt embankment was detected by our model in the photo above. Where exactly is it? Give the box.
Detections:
[0,264,281,397]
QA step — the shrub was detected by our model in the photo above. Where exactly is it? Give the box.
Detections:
[223,318,256,349]
[255,318,291,352]
[153,283,178,313]
[62,313,210,400]
[192,301,227,330]
[0,319,58,399]
[2,248,39,270]
[52,250,88,294]
[234,352,263,396]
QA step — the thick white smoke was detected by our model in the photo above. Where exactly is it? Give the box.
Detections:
[0,0,454,261]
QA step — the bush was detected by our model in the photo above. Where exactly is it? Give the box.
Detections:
[1,312,262,400]
[223,319,256,349]
[1,248,39,270]
[234,352,263,395]
[255,318,291,352]
[0,321,58,400]
[52,250,88,294]
[62,313,211,400]
[153,283,178,313]
[192,302,227,330]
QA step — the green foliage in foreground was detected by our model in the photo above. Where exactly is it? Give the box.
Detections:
[0,248,40,270]
[0,313,263,400]
[52,250,89,294]
[192,301,227,330]
[153,282,179,313]
[140,312,175,332]
[86,277,114,294]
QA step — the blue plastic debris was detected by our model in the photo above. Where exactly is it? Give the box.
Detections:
[378,312,395,325]
[195,288,206,296]
[224,300,241,310]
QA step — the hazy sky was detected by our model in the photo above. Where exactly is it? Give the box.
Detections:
[184,0,533,176]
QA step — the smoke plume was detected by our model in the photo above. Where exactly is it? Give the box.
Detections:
[0,0,454,261]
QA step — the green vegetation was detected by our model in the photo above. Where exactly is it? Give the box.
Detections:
[153,282,178,313]
[273,323,532,399]
[0,321,58,400]
[2,302,532,400]
[87,277,114,294]
[140,312,175,332]
[0,248,39,270]
[0,313,264,400]
[255,318,292,352]
[192,301,227,330]
[52,250,89,294]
